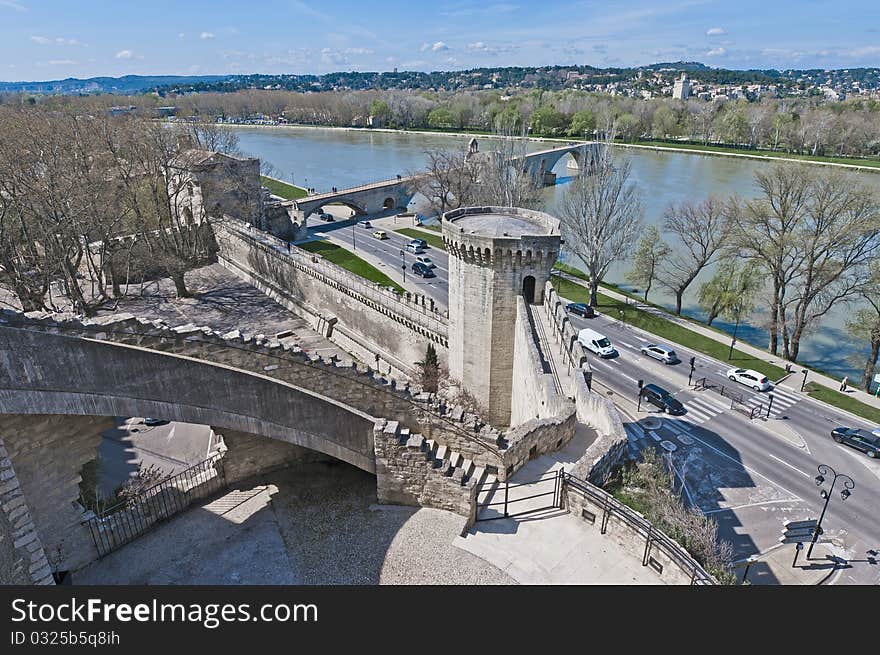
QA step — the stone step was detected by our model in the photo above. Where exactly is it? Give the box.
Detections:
[460,459,474,479]
[434,444,448,462]
[448,451,462,469]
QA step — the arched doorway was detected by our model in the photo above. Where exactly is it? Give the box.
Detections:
[522,275,536,304]
[383,197,395,210]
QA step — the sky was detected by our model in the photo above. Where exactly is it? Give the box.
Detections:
[1,0,879,81]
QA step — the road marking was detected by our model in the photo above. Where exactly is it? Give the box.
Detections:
[703,499,799,515]
[765,452,811,478]
[617,371,638,384]
[682,432,803,502]
[618,340,637,350]
[591,359,612,370]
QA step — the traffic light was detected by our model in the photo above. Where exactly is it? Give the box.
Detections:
[637,379,644,389]
[689,356,696,369]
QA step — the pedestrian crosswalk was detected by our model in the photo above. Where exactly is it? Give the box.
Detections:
[744,386,801,418]
[683,394,727,424]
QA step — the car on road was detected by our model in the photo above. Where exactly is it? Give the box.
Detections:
[726,368,771,392]
[406,242,425,254]
[411,262,436,278]
[372,230,388,240]
[577,328,617,358]
[361,220,373,229]
[640,383,685,415]
[566,302,595,318]
[830,427,880,458]
[143,417,165,426]
[640,343,679,365]
[318,211,334,222]
[415,255,435,268]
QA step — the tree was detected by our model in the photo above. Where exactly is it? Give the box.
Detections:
[659,198,729,315]
[407,148,479,217]
[179,121,240,154]
[626,226,670,302]
[465,131,543,209]
[416,343,441,393]
[696,259,762,327]
[427,107,456,129]
[529,106,567,137]
[558,138,643,306]
[846,260,880,391]
[567,109,596,138]
[369,99,391,122]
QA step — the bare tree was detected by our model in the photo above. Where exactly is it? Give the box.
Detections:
[407,149,479,217]
[658,197,729,315]
[466,131,544,209]
[178,121,241,155]
[557,139,643,306]
[626,225,669,302]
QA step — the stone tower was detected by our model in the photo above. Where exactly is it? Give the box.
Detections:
[442,206,561,426]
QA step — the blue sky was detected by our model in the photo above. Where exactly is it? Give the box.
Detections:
[1,0,878,81]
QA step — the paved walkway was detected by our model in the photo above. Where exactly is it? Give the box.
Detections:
[734,542,842,585]
[556,271,880,415]
[455,427,673,584]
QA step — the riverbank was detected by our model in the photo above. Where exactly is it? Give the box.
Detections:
[228,122,880,173]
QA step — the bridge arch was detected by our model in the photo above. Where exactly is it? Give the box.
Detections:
[305,200,367,220]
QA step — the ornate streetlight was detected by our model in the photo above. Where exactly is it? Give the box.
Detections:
[808,464,854,559]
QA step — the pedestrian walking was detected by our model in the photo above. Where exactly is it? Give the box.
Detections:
[286,241,291,253]
[840,376,848,392]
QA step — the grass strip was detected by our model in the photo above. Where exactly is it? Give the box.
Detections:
[395,228,447,251]
[299,240,404,293]
[260,176,308,200]
[551,274,787,380]
[804,383,880,424]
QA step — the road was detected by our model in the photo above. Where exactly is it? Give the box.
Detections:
[308,209,880,582]
[565,309,880,584]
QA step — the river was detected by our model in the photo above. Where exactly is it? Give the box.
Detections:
[232,125,879,382]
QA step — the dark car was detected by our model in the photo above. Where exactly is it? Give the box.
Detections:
[412,262,436,278]
[567,302,595,318]
[640,383,685,415]
[830,427,880,458]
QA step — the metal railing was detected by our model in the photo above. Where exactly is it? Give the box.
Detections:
[295,175,423,201]
[561,471,716,585]
[475,469,564,521]
[85,454,227,558]
[693,376,745,405]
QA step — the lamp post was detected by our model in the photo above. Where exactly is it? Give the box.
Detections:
[400,249,406,283]
[801,369,808,392]
[807,464,854,559]
[352,223,357,250]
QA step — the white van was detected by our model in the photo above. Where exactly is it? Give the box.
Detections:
[578,328,617,358]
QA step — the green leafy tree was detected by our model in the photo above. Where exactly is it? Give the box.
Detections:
[697,259,762,327]
[846,261,880,391]
[529,106,568,137]
[427,107,456,129]
[369,100,391,121]
[626,226,670,302]
[567,109,596,138]
[416,343,441,393]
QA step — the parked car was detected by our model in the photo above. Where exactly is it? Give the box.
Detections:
[830,427,880,458]
[318,211,334,222]
[640,343,679,365]
[361,220,373,229]
[142,417,165,426]
[640,383,685,415]
[415,255,435,268]
[577,328,617,358]
[726,368,771,392]
[566,302,595,318]
[411,262,436,278]
[372,230,388,240]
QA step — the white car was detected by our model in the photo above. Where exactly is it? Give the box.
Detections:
[415,255,435,268]
[726,368,771,392]
[640,343,679,365]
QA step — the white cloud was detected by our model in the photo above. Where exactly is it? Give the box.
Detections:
[48,59,76,65]
[421,41,449,52]
[706,27,726,37]
[200,32,215,40]
[178,32,185,38]
[30,35,51,44]
[115,49,133,59]
[31,35,81,46]
[706,47,727,56]
[0,0,27,10]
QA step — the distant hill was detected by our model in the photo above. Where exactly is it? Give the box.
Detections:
[0,75,230,95]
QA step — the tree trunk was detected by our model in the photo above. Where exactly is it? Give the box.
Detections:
[674,290,684,316]
[863,338,880,391]
[768,284,780,356]
[171,271,190,298]
[643,280,651,303]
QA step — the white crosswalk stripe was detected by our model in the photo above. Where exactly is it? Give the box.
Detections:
[683,395,726,424]
[745,387,800,417]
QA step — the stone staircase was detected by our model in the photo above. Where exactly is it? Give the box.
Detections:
[382,421,498,489]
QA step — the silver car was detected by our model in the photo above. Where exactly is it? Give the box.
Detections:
[640,343,679,364]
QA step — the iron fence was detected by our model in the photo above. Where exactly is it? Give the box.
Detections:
[85,454,227,558]
[475,469,564,521]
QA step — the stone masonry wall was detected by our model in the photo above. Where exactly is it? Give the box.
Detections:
[0,435,54,585]
[373,421,477,519]
[217,427,332,485]
[215,217,447,376]
[0,415,112,573]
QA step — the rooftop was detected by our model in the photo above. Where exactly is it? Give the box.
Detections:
[443,206,559,238]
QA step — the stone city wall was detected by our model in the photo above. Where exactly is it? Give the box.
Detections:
[0,415,112,574]
[214,217,447,377]
[0,435,54,585]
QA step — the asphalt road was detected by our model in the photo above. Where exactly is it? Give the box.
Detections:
[566,309,880,583]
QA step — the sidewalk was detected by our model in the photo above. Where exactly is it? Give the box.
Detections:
[735,542,841,585]
[555,270,880,415]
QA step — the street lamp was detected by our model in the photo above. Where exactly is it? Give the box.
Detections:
[352,223,357,250]
[727,303,741,361]
[807,464,854,559]
[800,369,809,392]
[400,249,406,283]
